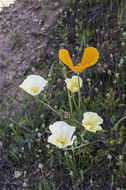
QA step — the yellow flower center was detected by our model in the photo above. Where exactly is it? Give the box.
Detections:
[30,87,39,94]
[84,122,94,129]
[71,81,78,89]
[56,136,68,147]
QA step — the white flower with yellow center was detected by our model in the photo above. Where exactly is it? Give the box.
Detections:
[82,112,103,132]
[65,75,83,93]
[47,121,76,148]
[20,75,48,96]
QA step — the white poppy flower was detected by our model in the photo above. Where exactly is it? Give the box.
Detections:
[47,121,76,148]
[19,75,48,96]
[65,75,83,93]
[82,112,103,132]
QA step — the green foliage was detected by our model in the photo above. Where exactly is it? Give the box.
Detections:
[117,2,126,28]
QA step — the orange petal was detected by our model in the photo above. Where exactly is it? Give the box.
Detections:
[59,49,74,70]
[72,63,86,72]
[59,47,99,73]
[81,47,99,69]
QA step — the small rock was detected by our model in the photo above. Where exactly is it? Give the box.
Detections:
[13,170,23,179]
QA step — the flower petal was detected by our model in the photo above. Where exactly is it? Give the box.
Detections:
[67,135,76,146]
[82,112,103,132]
[59,49,74,70]
[59,48,99,72]
[83,112,103,126]
[48,121,76,148]
[65,78,72,89]
[95,126,102,131]
[65,75,83,93]
[49,121,75,139]
[19,75,48,96]
[49,121,69,138]
[71,47,99,72]
[47,135,56,145]
[81,47,99,69]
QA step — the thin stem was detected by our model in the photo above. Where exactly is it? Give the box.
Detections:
[35,97,61,117]
[77,73,81,109]
[112,116,126,130]
[81,129,86,137]
[64,69,73,116]
[18,88,31,118]
[67,89,73,115]
[72,149,77,176]
[24,187,29,190]
[65,143,89,151]
[72,93,77,108]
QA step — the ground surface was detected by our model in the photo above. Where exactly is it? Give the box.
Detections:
[0,0,63,113]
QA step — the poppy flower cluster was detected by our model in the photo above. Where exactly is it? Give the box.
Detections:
[19,47,103,149]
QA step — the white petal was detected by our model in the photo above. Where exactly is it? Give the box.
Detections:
[67,135,76,146]
[65,78,72,89]
[47,135,57,145]
[83,112,103,125]
[62,124,76,140]
[84,125,91,130]
[19,75,48,96]
[49,121,66,135]
[65,75,83,93]
[49,121,76,139]
[48,121,76,148]
[72,75,83,87]
[95,126,102,131]
[59,135,76,148]
[82,112,103,132]
[72,87,79,93]
[57,143,63,148]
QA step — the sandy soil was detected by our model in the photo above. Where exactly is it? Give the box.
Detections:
[0,0,63,115]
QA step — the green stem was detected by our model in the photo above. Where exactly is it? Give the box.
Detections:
[64,70,73,116]
[18,88,30,118]
[35,97,61,117]
[65,143,89,151]
[24,187,28,190]
[112,116,126,130]
[67,89,73,115]
[72,93,77,108]
[77,73,81,109]
[81,129,86,137]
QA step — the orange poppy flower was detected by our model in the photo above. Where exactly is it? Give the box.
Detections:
[59,47,99,72]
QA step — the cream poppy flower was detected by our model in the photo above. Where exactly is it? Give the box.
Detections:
[47,121,76,148]
[20,75,48,96]
[65,75,83,93]
[82,112,103,132]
